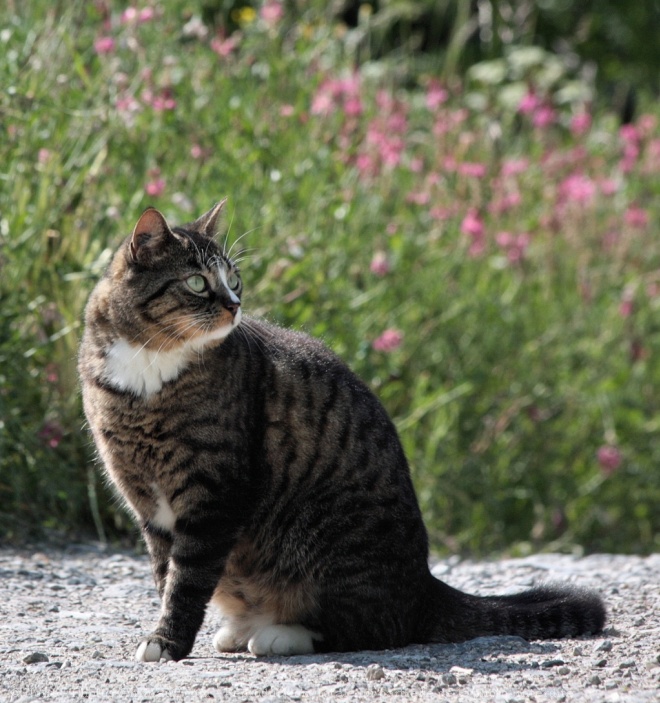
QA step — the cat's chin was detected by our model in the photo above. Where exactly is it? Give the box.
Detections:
[189,308,242,349]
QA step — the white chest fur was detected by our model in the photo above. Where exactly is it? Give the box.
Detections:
[103,338,192,397]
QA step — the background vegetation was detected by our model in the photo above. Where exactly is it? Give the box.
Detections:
[1,0,658,554]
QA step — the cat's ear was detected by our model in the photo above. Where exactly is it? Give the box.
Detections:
[129,207,174,264]
[190,199,227,239]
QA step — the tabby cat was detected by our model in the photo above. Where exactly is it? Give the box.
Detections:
[78,201,606,662]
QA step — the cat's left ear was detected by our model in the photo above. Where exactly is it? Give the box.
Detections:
[129,207,174,264]
[190,198,227,239]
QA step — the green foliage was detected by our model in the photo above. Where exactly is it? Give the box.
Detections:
[1,1,658,553]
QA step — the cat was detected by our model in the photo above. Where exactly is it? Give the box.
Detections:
[78,200,606,662]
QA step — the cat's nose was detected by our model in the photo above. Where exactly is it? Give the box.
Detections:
[224,302,240,318]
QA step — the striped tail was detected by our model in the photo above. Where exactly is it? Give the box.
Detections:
[425,577,606,643]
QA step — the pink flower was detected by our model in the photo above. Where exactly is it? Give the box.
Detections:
[138,7,155,22]
[39,420,63,449]
[460,209,484,237]
[45,363,59,384]
[260,1,284,25]
[558,173,596,204]
[624,205,649,228]
[121,6,153,23]
[372,328,403,353]
[280,104,295,117]
[211,34,239,58]
[599,178,618,196]
[406,191,430,206]
[597,445,622,476]
[501,158,529,177]
[570,112,592,136]
[94,36,116,54]
[495,232,530,263]
[488,192,522,215]
[369,251,390,276]
[121,7,139,23]
[619,291,634,318]
[190,144,204,159]
[619,124,639,143]
[38,148,52,164]
[532,105,556,129]
[426,80,448,110]
[620,142,640,173]
[145,177,166,197]
[518,92,539,115]
[458,162,487,178]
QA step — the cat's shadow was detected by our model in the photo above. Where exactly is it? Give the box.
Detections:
[208,635,567,675]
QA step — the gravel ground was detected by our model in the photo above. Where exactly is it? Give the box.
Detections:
[1,545,658,703]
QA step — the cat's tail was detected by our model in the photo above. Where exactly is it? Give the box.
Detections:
[424,576,606,643]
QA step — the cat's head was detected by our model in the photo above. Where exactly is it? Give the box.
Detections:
[101,200,242,350]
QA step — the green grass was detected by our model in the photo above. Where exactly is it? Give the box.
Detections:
[1,1,659,553]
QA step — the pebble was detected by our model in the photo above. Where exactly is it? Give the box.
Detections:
[365,665,385,681]
[22,652,49,664]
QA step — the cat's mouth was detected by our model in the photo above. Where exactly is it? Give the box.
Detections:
[187,307,242,346]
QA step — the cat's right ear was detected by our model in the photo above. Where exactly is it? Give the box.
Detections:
[129,208,173,265]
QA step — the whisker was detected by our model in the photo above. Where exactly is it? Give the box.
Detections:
[223,206,237,257]
[226,226,263,260]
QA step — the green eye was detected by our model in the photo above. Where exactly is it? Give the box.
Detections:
[226,270,240,291]
[186,275,207,293]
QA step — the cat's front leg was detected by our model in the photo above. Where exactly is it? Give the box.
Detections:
[136,515,236,662]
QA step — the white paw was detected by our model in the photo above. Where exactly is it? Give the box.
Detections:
[248,624,317,657]
[213,625,244,653]
[135,640,173,662]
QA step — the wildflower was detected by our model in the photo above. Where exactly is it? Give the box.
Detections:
[39,420,63,449]
[458,162,487,178]
[372,328,403,352]
[598,178,618,196]
[369,251,390,277]
[619,124,639,144]
[190,144,204,159]
[501,158,529,177]
[425,80,448,111]
[121,7,138,23]
[488,192,522,215]
[232,6,257,26]
[597,445,622,476]
[558,173,596,204]
[211,34,240,58]
[619,291,634,318]
[138,7,155,22]
[460,209,484,237]
[406,191,429,206]
[624,205,649,229]
[94,36,116,54]
[280,104,295,117]
[570,112,592,136]
[38,148,51,164]
[260,1,284,25]
[518,92,539,115]
[121,7,154,24]
[495,232,530,264]
[145,172,166,197]
[620,142,640,173]
[45,363,59,384]
[532,105,556,129]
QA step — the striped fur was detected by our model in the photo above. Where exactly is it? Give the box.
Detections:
[78,203,606,662]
